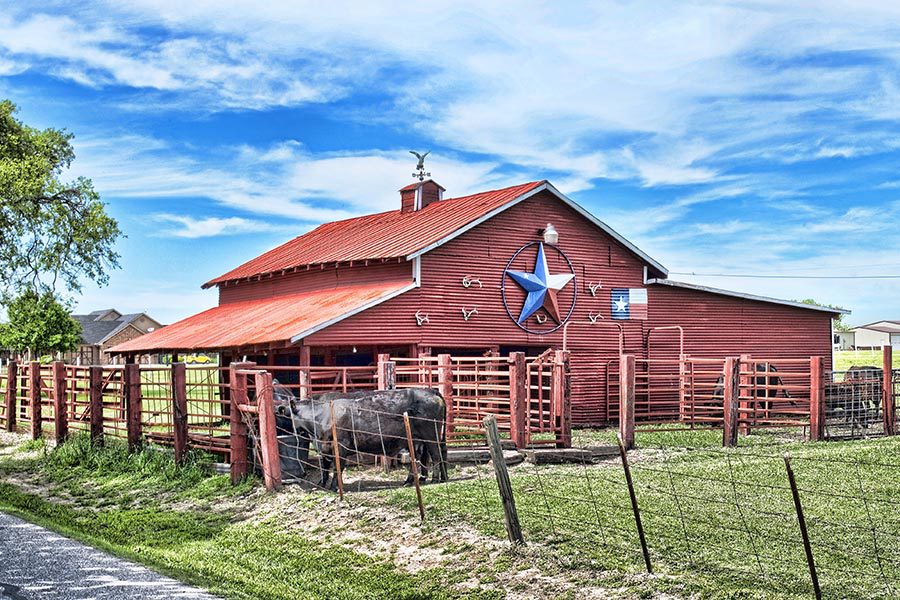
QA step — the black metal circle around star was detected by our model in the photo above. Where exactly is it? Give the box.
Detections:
[501,241,577,335]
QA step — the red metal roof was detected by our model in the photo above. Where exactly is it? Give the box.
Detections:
[109,281,412,353]
[203,180,546,288]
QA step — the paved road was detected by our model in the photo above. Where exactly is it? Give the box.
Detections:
[0,512,221,599]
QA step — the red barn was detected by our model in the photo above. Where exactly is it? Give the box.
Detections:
[112,179,842,425]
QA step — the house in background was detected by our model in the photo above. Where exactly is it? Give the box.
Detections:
[847,320,900,350]
[69,309,163,364]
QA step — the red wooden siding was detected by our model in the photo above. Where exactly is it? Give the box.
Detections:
[219,261,411,304]
[304,189,834,425]
[305,190,649,348]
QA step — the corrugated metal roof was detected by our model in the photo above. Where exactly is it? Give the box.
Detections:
[646,279,849,315]
[109,281,413,353]
[203,181,546,287]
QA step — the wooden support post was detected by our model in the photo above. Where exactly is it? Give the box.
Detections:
[508,352,527,449]
[52,361,68,446]
[617,434,652,573]
[256,371,282,492]
[619,354,636,450]
[437,354,454,438]
[809,356,825,441]
[784,454,822,600]
[172,362,188,464]
[5,360,17,432]
[403,411,426,520]
[722,357,741,447]
[883,346,895,436]
[124,363,142,452]
[29,362,41,440]
[329,401,344,499]
[484,415,524,544]
[228,362,253,485]
[89,366,104,446]
[377,353,396,390]
[551,350,572,448]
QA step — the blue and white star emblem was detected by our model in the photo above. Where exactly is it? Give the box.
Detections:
[505,243,575,324]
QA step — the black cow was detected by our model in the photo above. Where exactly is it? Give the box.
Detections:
[709,363,793,422]
[826,366,882,429]
[286,388,449,490]
[712,363,792,402]
[272,379,311,478]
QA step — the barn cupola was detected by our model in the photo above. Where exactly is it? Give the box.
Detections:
[399,179,446,213]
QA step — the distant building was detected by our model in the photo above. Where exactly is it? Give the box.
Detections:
[69,309,163,364]
[834,330,855,351]
[846,320,900,350]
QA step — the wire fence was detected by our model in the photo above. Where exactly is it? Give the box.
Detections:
[226,366,900,600]
[400,438,899,599]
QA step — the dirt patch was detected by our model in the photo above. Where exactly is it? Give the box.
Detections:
[241,480,634,599]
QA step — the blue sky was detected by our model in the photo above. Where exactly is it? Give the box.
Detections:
[1,1,898,325]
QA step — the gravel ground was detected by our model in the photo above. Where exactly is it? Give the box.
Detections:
[0,512,220,600]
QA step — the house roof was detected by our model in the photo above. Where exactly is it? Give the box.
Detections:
[73,311,160,346]
[75,316,126,345]
[109,281,414,353]
[203,180,668,288]
[646,279,850,315]
[852,321,900,334]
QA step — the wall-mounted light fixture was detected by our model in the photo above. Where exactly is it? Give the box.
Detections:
[542,223,559,244]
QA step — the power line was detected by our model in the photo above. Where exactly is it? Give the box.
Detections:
[668,272,900,279]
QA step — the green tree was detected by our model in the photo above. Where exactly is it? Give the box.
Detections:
[797,298,850,331]
[0,99,121,297]
[0,290,81,356]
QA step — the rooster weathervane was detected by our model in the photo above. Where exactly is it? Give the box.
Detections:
[410,150,431,181]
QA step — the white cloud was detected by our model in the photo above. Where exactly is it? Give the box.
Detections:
[6,2,900,187]
[153,214,293,238]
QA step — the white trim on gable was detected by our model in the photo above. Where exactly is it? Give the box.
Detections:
[405,181,669,276]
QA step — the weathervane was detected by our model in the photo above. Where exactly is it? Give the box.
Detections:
[410,150,431,181]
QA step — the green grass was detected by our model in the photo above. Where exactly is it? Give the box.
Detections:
[834,349,900,371]
[388,432,900,600]
[0,434,495,600]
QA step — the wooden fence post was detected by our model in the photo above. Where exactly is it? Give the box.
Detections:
[617,433,652,573]
[5,360,17,432]
[553,350,571,448]
[29,362,41,440]
[403,411,426,520]
[89,366,104,446]
[508,352,527,449]
[124,363,142,452]
[52,361,68,445]
[619,354,636,450]
[722,357,741,447]
[329,400,344,499]
[172,362,188,464]
[883,346,895,436]
[228,362,253,485]
[484,414,524,544]
[256,370,282,492]
[377,353,396,390]
[437,354,454,439]
[809,356,825,441]
[784,454,822,600]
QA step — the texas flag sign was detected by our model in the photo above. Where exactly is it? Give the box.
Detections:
[611,288,648,320]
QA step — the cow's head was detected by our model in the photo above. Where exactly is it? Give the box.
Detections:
[271,378,296,417]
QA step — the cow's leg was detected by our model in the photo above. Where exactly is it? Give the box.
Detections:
[319,442,333,488]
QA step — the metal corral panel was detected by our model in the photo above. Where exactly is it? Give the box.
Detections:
[110,281,412,353]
